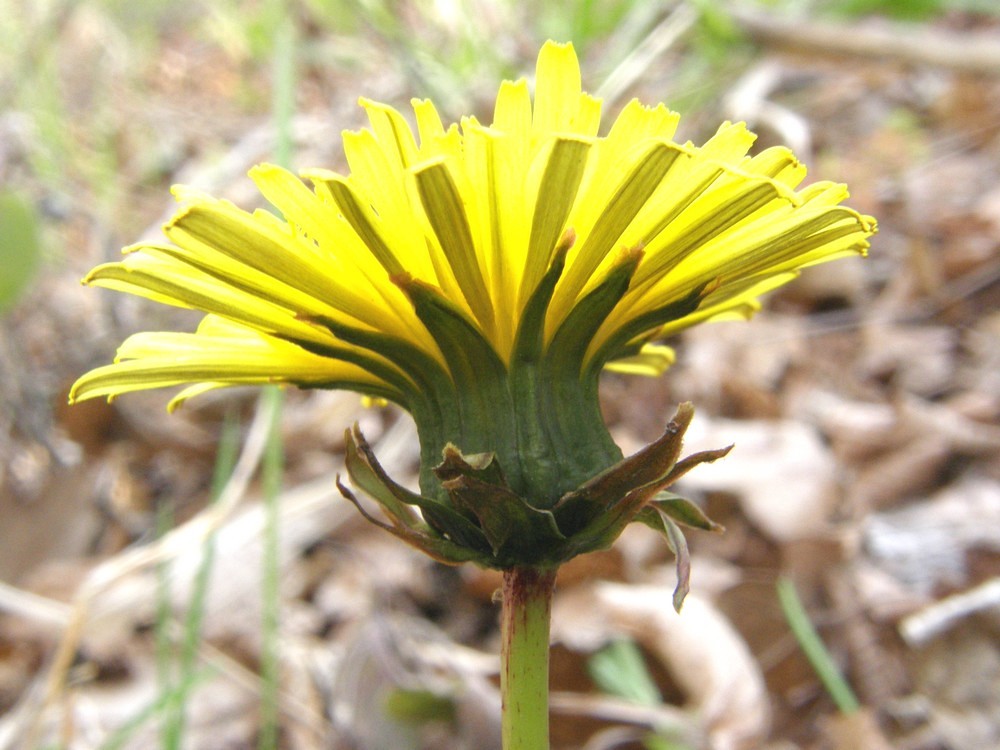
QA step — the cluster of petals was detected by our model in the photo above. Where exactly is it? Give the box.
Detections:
[70,41,875,411]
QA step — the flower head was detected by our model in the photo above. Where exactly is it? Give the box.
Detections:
[72,42,874,581]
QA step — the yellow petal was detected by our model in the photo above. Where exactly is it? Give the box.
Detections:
[518,136,592,312]
[493,78,531,137]
[604,344,676,376]
[549,140,686,333]
[70,322,402,406]
[359,98,419,169]
[411,158,496,337]
[86,254,337,348]
[532,41,583,135]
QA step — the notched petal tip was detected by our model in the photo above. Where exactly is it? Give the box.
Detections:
[168,183,213,204]
[247,161,280,180]
[538,39,576,60]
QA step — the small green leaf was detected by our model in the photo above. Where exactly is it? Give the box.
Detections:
[650,491,724,533]
[588,637,662,706]
[635,508,691,612]
[311,313,451,397]
[0,191,42,312]
[511,232,571,367]
[384,688,457,725]
[585,285,704,377]
[546,247,641,377]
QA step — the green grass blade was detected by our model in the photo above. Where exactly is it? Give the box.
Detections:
[776,576,860,714]
[258,387,285,750]
[98,669,214,750]
[256,5,295,747]
[154,502,180,749]
[588,637,662,707]
[167,412,243,747]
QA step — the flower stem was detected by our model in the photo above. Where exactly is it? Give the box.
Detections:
[501,566,557,750]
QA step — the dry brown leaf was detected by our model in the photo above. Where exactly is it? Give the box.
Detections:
[850,561,932,623]
[974,184,1000,241]
[820,709,894,750]
[849,435,951,511]
[679,417,838,543]
[863,476,1000,597]
[328,614,500,750]
[552,581,769,750]
[910,622,1000,750]
[794,389,902,462]
[860,323,957,397]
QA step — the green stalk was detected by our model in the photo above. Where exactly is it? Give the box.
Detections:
[501,566,557,750]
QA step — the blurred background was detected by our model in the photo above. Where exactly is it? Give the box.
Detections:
[1,1,999,748]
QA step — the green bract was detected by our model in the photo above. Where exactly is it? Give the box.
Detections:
[339,403,727,595]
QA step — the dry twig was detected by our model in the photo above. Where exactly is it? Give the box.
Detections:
[732,8,1000,75]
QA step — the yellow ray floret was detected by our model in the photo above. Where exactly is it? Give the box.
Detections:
[69,316,405,409]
